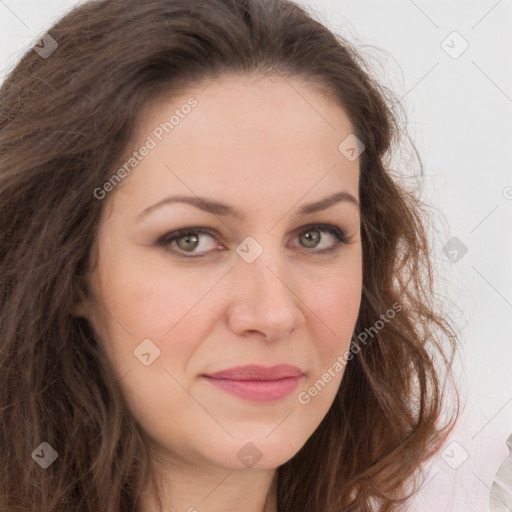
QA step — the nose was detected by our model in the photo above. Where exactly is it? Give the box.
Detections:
[225,248,305,342]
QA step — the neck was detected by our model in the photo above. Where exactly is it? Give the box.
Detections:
[136,454,279,512]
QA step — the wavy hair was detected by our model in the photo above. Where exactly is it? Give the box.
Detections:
[0,0,459,510]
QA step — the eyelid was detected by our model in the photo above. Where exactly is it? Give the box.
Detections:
[157,223,351,258]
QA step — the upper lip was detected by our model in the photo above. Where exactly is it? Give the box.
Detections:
[204,364,304,381]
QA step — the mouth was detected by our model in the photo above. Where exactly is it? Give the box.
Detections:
[202,364,305,403]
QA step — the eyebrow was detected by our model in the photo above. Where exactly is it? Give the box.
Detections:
[137,191,359,220]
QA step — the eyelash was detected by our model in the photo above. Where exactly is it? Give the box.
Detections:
[156,223,351,259]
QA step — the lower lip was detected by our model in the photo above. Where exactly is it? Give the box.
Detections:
[203,375,302,402]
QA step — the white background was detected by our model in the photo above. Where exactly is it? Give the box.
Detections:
[1,1,511,510]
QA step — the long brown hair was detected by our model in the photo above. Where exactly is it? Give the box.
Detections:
[0,0,459,510]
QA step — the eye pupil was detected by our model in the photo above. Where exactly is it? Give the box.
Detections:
[300,230,321,248]
[177,234,199,251]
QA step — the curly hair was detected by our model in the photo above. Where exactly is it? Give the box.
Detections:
[0,0,459,510]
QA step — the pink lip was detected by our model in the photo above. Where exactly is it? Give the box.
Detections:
[203,364,304,403]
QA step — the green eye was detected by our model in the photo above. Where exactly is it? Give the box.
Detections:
[299,229,322,249]
[176,233,200,251]
[158,223,349,258]
[170,230,217,253]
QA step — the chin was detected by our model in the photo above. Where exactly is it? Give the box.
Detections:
[202,434,305,471]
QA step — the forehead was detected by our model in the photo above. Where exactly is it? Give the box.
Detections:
[139,72,355,152]
[111,73,360,220]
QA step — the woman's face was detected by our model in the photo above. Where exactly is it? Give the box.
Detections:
[81,74,362,471]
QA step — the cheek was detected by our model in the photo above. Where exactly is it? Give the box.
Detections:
[307,266,362,360]
[89,254,219,438]
[293,270,361,414]
[92,249,227,370]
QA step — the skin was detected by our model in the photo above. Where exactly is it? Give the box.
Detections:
[78,73,363,512]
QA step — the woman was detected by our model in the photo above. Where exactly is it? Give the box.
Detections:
[0,0,459,510]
